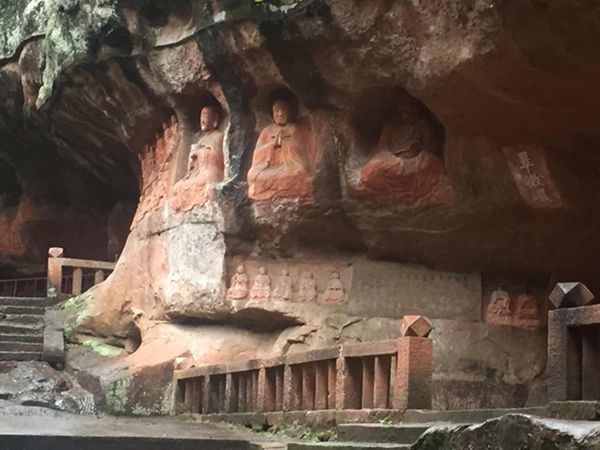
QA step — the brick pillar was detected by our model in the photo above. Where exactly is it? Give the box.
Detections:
[202,376,211,413]
[246,372,256,411]
[225,373,238,412]
[582,326,600,400]
[336,356,362,409]
[191,377,203,413]
[72,268,83,295]
[374,355,391,409]
[361,357,375,409]
[284,365,302,411]
[394,337,432,410]
[548,311,584,401]
[238,373,247,412]
[257,367,267,412]
[94,270,105,285]
[327,360,337,409]
[181,380,193,413]
[275,367,284,410]
[47,248,64,298]
[302,363,316,410]
[315,361,329,410]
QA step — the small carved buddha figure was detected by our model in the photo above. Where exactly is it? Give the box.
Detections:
[297,271,317,303]
[247,97,315,202]
[250,266,271,301]
[273,268,293,301]
[227,265,249,300]
[487,288,512,317]
[359,104,453,206]
[171,105,225,211]
[323,271,345,304]
[515,293,538,320]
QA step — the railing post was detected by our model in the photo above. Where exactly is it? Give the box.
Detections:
[47,247,64,298]
[72,268,83,296]
[394,337,433,410]
[94,270,105,285]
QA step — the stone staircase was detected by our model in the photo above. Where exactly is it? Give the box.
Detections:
[0,297,58,361]
[288,407,549,449]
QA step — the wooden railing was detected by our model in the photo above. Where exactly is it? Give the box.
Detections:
[174,336,432,415]
[46,247,115,298]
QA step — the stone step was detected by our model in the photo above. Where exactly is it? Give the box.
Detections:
[0,341,43,352]
[0,323,43,335]
[0,351,41,361]
[0,315,44,326]
[0,305,45,315]
[401,407,548,424]
[288,443,410,450]
[337,423,433,444]
[0,333,43,343]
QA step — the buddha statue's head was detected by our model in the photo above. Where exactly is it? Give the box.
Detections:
[272,99,296,126]
[491,288,511,305]
[236,265,244,274]
[200,105,220,132]
[259,266,267,275]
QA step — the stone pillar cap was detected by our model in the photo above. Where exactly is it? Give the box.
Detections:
[48,247,64,258]
[400,315,433,337]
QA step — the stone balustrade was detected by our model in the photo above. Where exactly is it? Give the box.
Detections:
[174,336,432,415]
[46,247,115,298]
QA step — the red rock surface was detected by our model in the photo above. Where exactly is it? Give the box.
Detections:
[2,0,600,412]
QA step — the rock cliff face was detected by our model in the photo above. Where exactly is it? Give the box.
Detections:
[2,0,600,412]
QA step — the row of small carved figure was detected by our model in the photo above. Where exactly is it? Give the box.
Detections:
[226,266,346,304]
[486,288,539,322]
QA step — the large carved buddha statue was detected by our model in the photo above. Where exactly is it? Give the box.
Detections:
[358,105,453,206]
[247,98,315,203]
[170,105,225,211]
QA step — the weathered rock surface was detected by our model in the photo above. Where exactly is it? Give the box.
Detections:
[413,414,600,450]
[0,360,95,414]
[3,0,600,413]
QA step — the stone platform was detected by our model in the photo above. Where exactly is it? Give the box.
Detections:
[0,402,284,450]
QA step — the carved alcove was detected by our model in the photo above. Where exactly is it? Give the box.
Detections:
[170,91,229,186]
[342,87,452,209]
[247,87,318,205]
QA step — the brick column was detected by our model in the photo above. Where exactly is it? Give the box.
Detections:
[374,355,391,409]
[394,337,432,410]
[47,248,64,298]
[94,270,105,285]
[238,373,247,412]
[257,367,267,412]
[302,364,316,410]
[315,361,329,410]
[336,356,362,409]
[327,360,337,409]
[275,367,284,410]
[72,268,83,295]
[361,357,375,409]
[225,373,238,412]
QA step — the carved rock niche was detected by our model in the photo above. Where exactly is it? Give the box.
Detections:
[225,258,352,306]
[344,88,454,210]
[247,88,318,208]
[169,93,227,213]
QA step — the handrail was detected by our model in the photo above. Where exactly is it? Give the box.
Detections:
[174,335,432,415]
[46,247,115,298]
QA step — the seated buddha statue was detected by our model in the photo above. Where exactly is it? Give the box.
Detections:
[170,105,225,212]
[359,105,453,206]
[247,98,315,203]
